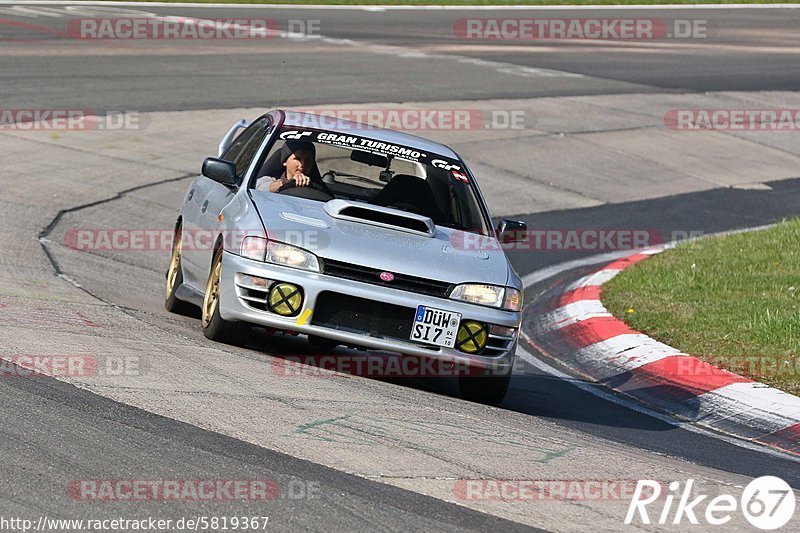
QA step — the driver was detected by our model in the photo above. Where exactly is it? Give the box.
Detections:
[255,140,316,193]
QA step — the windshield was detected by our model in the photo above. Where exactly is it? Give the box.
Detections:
[250,127,490,235]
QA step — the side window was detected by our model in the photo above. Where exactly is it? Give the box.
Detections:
[222,122,258,162]
[233,120,269,177]
[221,118,270,177]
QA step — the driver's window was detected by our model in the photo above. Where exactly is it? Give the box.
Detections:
[221,122,258,162]
[222,117,269,178]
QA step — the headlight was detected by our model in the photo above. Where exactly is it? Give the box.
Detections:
[450,284,503,307]
[450,284,522,311]
[265,241,320,272]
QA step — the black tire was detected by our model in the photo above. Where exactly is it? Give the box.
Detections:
[458,373,511,405]
[165,225,199,316]
[201,249,250,346]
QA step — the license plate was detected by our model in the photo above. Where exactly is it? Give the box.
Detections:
[410,305,461,348]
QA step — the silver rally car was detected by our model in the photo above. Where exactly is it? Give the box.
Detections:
[166,110,527,403]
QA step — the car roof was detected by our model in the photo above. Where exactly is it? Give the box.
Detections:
[280,110,460,160]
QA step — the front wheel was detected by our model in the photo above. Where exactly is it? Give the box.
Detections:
[201,249,250,345]
[165,225,198,316]
[458,373,511,405]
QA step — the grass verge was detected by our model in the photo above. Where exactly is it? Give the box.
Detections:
[603,219,800,396]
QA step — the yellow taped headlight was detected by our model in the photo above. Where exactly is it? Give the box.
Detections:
[268,283,303,316]
[456,320,488,354]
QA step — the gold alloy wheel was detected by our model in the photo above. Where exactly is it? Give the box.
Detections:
[165,227,182,300]
[202,254,222,328]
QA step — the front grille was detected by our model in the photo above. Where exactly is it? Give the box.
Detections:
[312,292,417,341]
[322,259,452,297]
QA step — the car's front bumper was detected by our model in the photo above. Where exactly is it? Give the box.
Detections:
[218,251,519,374]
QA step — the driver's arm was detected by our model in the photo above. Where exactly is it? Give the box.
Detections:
[268,172,311,192]
[267,176,290,192]
[255,175,289,193]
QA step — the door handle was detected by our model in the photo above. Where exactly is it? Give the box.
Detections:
[201,200,209,213]
[187,189,194,201]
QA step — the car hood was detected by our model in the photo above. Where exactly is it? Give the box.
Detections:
[250,191,511,286]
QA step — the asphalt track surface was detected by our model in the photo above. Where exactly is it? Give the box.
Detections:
[0,5,799,110]
[2,2,800,531]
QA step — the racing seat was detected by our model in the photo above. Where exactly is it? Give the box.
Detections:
[372,174,447,225]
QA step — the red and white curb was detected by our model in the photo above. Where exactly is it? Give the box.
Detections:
[523,248,800,457]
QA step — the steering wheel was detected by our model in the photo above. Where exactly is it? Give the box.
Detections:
[277,177,327,193]
[276,178,299,193]
[277,178,333,201]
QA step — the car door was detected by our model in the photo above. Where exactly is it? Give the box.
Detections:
[183,117,271,288]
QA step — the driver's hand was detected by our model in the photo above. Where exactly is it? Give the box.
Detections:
[293,172,310,187]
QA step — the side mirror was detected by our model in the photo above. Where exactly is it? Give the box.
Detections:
[218,119,249,157]
[202,157,239,187]
[497,219,527,244]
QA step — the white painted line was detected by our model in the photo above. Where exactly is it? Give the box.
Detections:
[573,334,681,380]
[516,344,800,462]
[521,249,634,287]
[3,2,800,11]
[698,382,800,425]
[10,3,583,81]
[640,247,664,255]
[563,271,609,291]
[319,37,584,79]
[571,268,621,289]
[535,299,611,332]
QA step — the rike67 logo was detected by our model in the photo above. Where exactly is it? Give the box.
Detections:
[626,476,795,530]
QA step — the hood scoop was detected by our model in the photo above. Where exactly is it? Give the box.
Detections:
[324,199,435,237]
